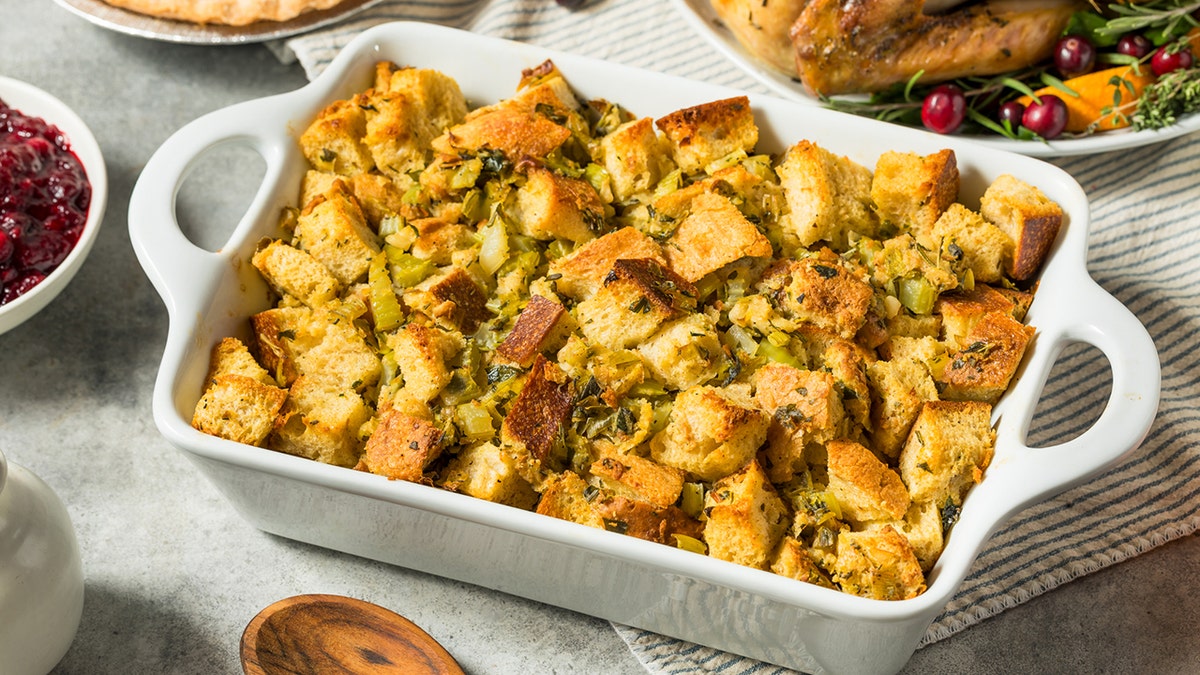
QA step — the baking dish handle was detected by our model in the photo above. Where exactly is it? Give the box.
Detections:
[128,98,294,316]
[987,275,1160,509]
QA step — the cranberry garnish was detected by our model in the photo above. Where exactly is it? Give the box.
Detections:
[1151,46,1194,76]
[1117,34,1153,60]
[997,101,1026,130]
[0,229,12,264]
[921,84,967,134]
[2,270,46,304]
[1054,35,1097,78]
[1022,95,1069,140]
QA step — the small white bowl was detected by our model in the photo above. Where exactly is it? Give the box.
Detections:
[0,76,106,336]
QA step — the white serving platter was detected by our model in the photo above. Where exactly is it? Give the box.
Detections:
[128,21,1160,675]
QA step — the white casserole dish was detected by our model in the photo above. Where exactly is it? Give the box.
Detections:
[128,22,1161,675]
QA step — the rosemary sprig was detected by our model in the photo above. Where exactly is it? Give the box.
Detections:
[1095,0,1200,39]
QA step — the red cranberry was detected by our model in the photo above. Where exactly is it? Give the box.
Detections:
[921,84,967,134]
[2,271,46,304]
[998,101,1026,129]
[1151,46,1194,76]
[1022,95,1069,139]
[1054,35,1097,78]
[1117,34,1154,59]
[0,230,12,264]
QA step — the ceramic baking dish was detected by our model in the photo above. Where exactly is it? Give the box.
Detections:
[128,22,1160,675]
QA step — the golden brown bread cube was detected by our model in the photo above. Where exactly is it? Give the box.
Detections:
[600,117,674,202]
[414,267,493,334]
[929,203,1012,285]
[496,295,576,368]
[655,96,758,174]
[292,182,380,286]
[251,240,341,309]
[757,255,875,340]
[363,66,468,177]
[575,258,697,351]
[535,471,605,529]
[703,460,789,569]
[356,407,445,481]
[770,536,837,588]
[899,400,995,507]
[299,96,374,175]
[386,323,464,404]
[251,305,379,392]
[650,385,771,482]
[872,501,944,572]
[433,106,571,162]
[775,140,879,250]
[547,227,666,301]
[500,355,575,465]
[206,336,277,386]
[866,357,939,460]
[408,218,476,265]
[594,497,704,546]
[870,149,959,233]
[752,363,845,483]
[271,375,372,467]
[440,441,539,509]
[937,310,1034,404]
[936,284,1028,347]
[662,191,773,283]
[589,452,686,509]
[980,173,1063,280]
[635,313,724,391]
[832,525,926,600]
[192,374,287,448]
[509,166,607,244]
[826,439,911,524]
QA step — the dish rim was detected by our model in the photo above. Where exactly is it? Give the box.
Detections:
[128,20,1161,629]
[0,76,107,336]
[670,0,1200,158]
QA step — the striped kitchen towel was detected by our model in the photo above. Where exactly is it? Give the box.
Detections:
[277,1,1200,672]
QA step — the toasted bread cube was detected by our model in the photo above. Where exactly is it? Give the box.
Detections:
[300,170,339,209]
[433,107,571,161]
[386,323,464,403]
[548,227,666,301]
[832,526,926,600]
[409,218,475,265]
[899,400,995,506]
[595,496,704,545]
[535,471,605,529]
[252,240,341,308]
[364,67,467,177]
[980,174,1063,280]
[936,284,1026,347]
[703,461,788,569]
[816,338,872,433]
[636,313,724,391]
[299,96,374,175]
[930,203,1012,284]
[937,311,1034,403]
[752,363,845,483]
[415,267,493,334]
[501,356,575,465]
[251,306,324,386]
[757,256,874,339]
[440,441,539,509]
[293,317,381,393]
[770,537,836,588]
[576,258,696,351]
[826,439,910,524]
[870,501,945,572]
[348,172,411,228]
[655,96,758,174]
[871,149,959,233]
[271,376,372,467]
[356,408,445,481]
[497,295,576,368]
[775,140,878,249]
[600,117,673,201]
[206,337,276,386]
[192,374,286,447]
[650,385,770,482]
[292,182,380,286]
[590,453,686,508]
[663,191,773,282]
[509,166,607,244]
[866,357,939,459]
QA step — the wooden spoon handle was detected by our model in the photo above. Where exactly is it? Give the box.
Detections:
[241,594,465,675]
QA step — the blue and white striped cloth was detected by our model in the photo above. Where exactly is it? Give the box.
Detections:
[277,2,1200,672]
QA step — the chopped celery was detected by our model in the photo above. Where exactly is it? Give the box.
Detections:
[368,252,404,332]
[653,169,682,199]
[897,276,936,315]
[478,220,510,275]
[757,340,801,368]
[703,148,747,175]
[672,534,707,555]
[680,482,705,518]
[628,380,666,397]
[725,324,758,356]
[450,157,483,190]
[461,188,487,223]
[545,238,573,261]
[454,400,495,441]
[388,252,435,288]
[384,222,418,252]
[583,163,613,201]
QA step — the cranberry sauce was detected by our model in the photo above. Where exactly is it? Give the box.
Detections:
[0,98,91,306]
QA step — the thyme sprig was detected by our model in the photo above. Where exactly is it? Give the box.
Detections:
[1092,0,1200,40]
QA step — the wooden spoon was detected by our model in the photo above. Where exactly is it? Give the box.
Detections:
[241,594,465,675]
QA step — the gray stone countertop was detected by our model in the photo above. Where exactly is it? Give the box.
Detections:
[3,5,1198,675]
